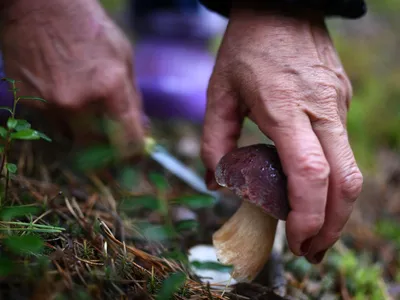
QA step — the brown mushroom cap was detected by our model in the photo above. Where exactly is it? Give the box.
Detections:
[215,143,290,221]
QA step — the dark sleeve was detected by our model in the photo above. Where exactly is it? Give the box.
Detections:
[198,0,367,19]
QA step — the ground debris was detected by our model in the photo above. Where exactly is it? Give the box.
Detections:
[0,113,399,300]
[229,283,288,300]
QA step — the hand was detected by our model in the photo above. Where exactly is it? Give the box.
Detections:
[0,0,145,154]
[201,8,363,263]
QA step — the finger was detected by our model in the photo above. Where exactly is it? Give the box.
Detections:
[104,76,145,158]
[201,75,243,190]
[254,107,330,256]
[305,119,363,264]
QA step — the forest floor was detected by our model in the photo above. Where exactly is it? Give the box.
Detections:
[0,105,399,300]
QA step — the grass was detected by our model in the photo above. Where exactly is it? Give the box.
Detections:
[0,78,235,299]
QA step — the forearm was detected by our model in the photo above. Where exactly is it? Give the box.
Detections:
[199,0,367,19]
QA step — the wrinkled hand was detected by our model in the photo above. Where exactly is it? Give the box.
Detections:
[201,8,363,263]
[0,0,144,153]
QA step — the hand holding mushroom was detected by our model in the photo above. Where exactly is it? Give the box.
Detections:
[202,6,364,265]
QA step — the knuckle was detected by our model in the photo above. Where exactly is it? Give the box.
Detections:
[345,77,353,100]
[297,152,330,182]
[96,64,128,96]
[337,70,353,99]
[316,80,341,102]
[312,105,341,127]
[48,89,81,110]
[206,79,223,101]
[339,166,364,202]
[105,67,127,88]
[58,98,80,110]
[311,69,343,102]
[207,73,231,98]
[313,116,345,136]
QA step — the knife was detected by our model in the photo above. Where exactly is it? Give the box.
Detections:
[144,137,221,199]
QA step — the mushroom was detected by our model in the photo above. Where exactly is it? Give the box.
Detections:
[213,143,290,282]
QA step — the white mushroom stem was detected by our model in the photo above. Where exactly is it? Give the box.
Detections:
[213,201,278,282]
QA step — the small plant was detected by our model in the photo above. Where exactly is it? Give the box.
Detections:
[0,77,51,204]
[0,78,63,278]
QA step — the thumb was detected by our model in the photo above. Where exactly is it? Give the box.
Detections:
[201,77,242,190]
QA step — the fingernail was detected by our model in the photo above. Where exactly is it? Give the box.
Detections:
[205,169,219,190]
[311,249,327,264]
[300,238,313,256]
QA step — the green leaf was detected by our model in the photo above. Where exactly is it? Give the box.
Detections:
[0,145,4,154]
[10,129,41,140]
[99,0,126,14]
[286,257,313,279]
[320,272,336,291]
[7,118,18,130]
[4,235,44,254]
[156,272,186,300]
[0,126,8,138]
[0,107,12,115]
[1,77,15,84]
[117,167,139,189]
[375,219,400,247]
[175,220,199,232]
[119,195,159,211]
[0,221,64,233]
[172,194,216,210]
[0,256,14,276]
[139,223,177,241]
[37,131,52,142]
[14,119,31,131]
[74,144,116,171]
[75,288,92,300]
[325,252,343,271]
[339,252,359,274]
[17,96,47,103]
[148,172,169,191]
[158,198,169,218]
[6,163,17,174]
[191,260,234,273]
[0,205,40,220]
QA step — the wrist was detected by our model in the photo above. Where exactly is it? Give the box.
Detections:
[229,4,328,41]
[224,5,335,64]
[230,0,326,24]
[200,0,366,20]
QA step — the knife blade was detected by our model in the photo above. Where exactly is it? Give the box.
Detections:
[145,137,221,199]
